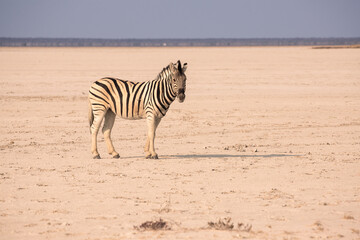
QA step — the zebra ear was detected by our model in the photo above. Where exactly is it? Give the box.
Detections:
[182,63,187,73]
[177,60,182,72]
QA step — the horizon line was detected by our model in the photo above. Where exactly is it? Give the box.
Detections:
[1,37,360,40]
[2,37,360,47]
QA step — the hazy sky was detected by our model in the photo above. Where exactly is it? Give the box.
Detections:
[0,0,359,38]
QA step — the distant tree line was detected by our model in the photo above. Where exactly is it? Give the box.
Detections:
[0,37,359,47]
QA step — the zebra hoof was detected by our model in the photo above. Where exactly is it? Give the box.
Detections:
[146,154,158,159]
[93,155,101,159]
[113,154,120,159]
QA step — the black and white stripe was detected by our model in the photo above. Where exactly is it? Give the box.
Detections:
[88,60,187,159]
[89,66,176,119]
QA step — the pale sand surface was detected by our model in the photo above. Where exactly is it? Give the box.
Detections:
[0,47,359,239]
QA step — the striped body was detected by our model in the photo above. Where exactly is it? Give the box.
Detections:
[88,61,187,159]
[89,67,176,120]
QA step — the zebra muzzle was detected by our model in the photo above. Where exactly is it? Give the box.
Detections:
[178,89,185,102]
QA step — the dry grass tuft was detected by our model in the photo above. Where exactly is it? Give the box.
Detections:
[313,221,324,231]
[344,214,354,220]
[237,222,252,232]
[208,217,234,230]
[208,217,252,232]
[134,218,171,231]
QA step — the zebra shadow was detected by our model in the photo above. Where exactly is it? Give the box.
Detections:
[163,153,302,159]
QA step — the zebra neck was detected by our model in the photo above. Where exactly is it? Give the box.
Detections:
[164,77,176,102]
[158,73,176,103]
[156,67,176,101]
[149,68,176,117]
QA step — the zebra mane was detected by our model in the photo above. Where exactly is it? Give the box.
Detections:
[156,65,172,82]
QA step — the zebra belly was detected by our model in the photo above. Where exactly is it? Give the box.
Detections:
[119,114,146,120]
[113,106,146,120]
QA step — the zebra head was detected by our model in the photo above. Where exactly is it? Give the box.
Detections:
[170,60,187,103]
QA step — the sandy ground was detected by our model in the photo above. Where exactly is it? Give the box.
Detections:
[0,46,359,239]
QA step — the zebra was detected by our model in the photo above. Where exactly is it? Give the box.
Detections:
[88,60,187,159]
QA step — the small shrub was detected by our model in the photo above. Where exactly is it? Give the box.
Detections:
[134,218,171,231]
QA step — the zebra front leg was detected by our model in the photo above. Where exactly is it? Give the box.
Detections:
[102,110,120,159]
[90,109,107,159]
[145,116,161,159]
[144,136,150,154]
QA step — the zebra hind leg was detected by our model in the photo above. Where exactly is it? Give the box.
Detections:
[90,108,107,159]
[102,110,120,159]
[88,100,94,132]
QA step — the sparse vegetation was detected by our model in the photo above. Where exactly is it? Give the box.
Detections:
[208,217,252,232]
[134,218,171,231]
[223,143,258,152]
[208,217,234,230]
[313,221,324,231]
[344,214,355,220]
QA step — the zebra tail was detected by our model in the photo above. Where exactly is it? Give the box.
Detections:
[88,100,94,133]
